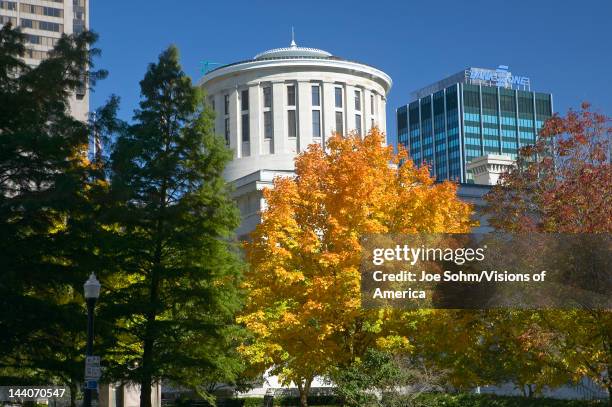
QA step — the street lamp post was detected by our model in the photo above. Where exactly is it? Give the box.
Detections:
[83,273,101,407]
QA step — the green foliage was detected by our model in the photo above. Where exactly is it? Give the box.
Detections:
[331,349,403,406]
[240,399,264,407]
[331,348,448,407]
[99,45,245,406]
[273,395,339,406]
[408,393,604,407]
[222,398,264,407]
[0,22,108,407]
[219,394,606,407]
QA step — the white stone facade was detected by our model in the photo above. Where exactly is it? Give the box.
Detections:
[466,154,515,186]
[199,40,392,237]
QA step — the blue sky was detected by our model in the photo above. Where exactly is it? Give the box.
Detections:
[90,0,612,146]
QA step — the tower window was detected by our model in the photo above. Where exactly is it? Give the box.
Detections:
[287,85,296,106]
[288,110,297,138]
[335,87,343,108]
[264,111,273,139]
[263,86,272,108]
[312,85,320,106]
[336,112,344,135]
[241,90,249,111]
[312,110,321,138]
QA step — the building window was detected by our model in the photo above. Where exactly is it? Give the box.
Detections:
[24,34,57,47]
[288,110,297,138]
[39,21,61,32]
[0,1,17,11]
[0,16,17,26]
[19,3,62,17]
[21,18,63,33]
[224,94,229,115]
[224,117,230,145]
[335,87,343,108]
[20,19,33,28]
[43,6,62,17]
[287,85,296,106]
[209,97,215,111]
[371,118,375,130]
[264,111,273,139]
[24,49,47,60]
[336,112,344,135]
[312,85,320,106]
[355,114,362,135]
[370,94,375,113]
[26,34,40,44]
[355,90,361,111]
[312,110,321,138]
[241,89,249,111]
[241,114,249,142]
[263,86,272,108]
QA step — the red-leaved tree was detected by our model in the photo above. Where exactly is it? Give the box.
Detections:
[484,103,611,400]
[486,102,611,232]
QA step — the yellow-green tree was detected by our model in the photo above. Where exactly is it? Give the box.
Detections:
[239,128,475,406]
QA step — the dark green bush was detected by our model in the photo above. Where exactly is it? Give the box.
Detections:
[243,398,264,407]
[181,393,605,407]
[407,393,605,407]
[220,397,265,407]
[274,395,339,405]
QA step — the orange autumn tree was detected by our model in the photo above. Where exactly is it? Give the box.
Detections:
[239,128,475,406]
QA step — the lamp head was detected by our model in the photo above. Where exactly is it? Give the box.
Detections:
[84,273,101,299]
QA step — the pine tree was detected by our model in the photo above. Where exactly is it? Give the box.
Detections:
[102,46,244,406]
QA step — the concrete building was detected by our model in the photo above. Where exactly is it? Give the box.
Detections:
[0,0,89,121]
[199,37,392,237]
[396,65,553,185]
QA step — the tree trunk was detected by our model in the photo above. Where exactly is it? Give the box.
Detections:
[139,379,152,407]
[140,271,159,407]
[139,261,160,407]
[297,377,312,407]
[299,390,308,407]
[139,269,159,407]
[69,382,77,407]
[140,181,166,407]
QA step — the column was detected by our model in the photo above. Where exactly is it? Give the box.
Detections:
[297,80,312,152]
[248,84,261,156]
[379,97,387,140]
[213,93,222,140]
[322,82,336,145]
[364,89,373,133]
[272,82,286,154]
[229,88,240,157]
[346,84,356,134]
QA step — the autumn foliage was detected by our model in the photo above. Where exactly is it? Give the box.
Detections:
[239,128,475,405]
[486,102,611,233]
[484,103,612,399]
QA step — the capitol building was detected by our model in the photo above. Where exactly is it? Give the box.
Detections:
[199,37,392,237]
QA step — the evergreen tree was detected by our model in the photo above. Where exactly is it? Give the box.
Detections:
[102,46,244,406]
[0,23,109,407]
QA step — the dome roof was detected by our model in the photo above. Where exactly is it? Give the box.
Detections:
[254,39,332,60]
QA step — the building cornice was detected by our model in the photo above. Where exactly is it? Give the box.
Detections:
[199,58,392,93]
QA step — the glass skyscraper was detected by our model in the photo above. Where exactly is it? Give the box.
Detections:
[397,66,553,183]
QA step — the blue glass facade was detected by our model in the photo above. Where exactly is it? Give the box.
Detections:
[396,81,553,183]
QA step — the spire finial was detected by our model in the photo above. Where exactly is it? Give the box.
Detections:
[290,26,296,47]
